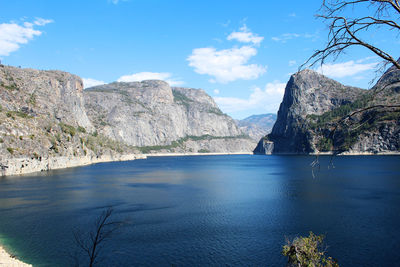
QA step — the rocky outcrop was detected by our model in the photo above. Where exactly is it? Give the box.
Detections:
[237,113,276,141]
[255,68,400,155]
[256,70,365,154]
[84,80,255,153]
[0,65,102,163]
[0,153,145,176]
[0,65,93,132]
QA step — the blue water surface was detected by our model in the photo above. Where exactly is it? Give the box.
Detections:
[0,155,399,266]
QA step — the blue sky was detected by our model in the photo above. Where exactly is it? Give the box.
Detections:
[0,0,397,119]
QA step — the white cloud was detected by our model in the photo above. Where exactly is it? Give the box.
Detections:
[213,89,220,95]
[117,72,184,86]
[316,60,378,78]
[0,18,53,56]
[83,78,106,89]
[214,81,286,114]
[289,60,297,67]
[187,46,266,83]
[271,32,315,43]
[227,25,264,45]
[33,18,53,26]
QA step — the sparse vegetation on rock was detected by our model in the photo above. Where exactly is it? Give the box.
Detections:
[0,65,255,175]
[254,68,399,155]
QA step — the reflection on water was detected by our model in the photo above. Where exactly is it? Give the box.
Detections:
[0,155,399,266]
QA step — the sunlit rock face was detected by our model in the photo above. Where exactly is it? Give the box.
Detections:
[84,80,256,152]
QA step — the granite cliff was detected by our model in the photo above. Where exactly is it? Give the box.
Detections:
[0,65,139,175]
[84,81,255,153]
[0,65,254,175]
[254,68,400,154]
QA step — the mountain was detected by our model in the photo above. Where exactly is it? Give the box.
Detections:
[0,65,255,176]
[84,80,255,153]
[0,65,139,175]
[236,113,276,141]
[254,68,400,154]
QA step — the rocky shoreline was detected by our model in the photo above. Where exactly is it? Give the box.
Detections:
[1,152,257,177]
[0,153,145,176]
[0,246,32,267]
[3,150,399,177]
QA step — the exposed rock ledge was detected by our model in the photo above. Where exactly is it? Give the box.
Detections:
[1,152,256,176]
[1,154,146,176]
[0,246,32,267]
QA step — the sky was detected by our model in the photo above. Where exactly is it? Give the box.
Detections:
[0,0,398,119]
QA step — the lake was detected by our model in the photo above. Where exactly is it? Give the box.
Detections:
[0,155,399,266]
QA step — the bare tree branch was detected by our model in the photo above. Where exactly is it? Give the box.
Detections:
[72,208,124,267]
[301,0,400,70]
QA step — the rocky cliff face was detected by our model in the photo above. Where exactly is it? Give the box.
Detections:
[0,65,93,131]
[0,65,255,176]
[84,81,255,153]
[0,65,136,175]
[255,70,365,154]
[254,68,400,154]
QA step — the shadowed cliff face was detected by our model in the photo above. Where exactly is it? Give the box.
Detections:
[254,68,400,155]
[84,80,255,153]
[265,70,365,154]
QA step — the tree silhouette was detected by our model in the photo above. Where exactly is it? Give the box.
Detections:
[72,208,123,267]
[303,0,399,70]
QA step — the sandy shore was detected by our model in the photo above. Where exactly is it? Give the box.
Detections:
[0,246,32,267]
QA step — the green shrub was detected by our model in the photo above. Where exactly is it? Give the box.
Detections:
[28,93,36,105]
[55,133,61,142]
[317,137,333,152]
[15,111,30,118]
[60,123,76,136]
[77,126,86,133]
[172,90,193,109]
[84,133,129,154]
[3,83,18,91]
[6,111,14,119]
[7,147,14,154]
[198,149,210,153]
[5,110,31,119]
[282,232,339,267]
[207,108,224,115]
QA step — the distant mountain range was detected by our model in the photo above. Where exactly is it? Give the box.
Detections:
[236,113,277,141]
